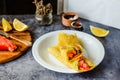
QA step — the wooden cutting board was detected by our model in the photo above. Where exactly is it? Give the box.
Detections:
[0,23,32,63]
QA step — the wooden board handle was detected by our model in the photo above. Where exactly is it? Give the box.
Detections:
[10,35,32,47]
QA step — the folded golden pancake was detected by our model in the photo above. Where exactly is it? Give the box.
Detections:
[48,46,95,72]
[58,32,83,47]
[48,32,95,72]
[59,44,84,62]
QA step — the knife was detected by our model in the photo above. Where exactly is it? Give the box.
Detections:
[0,31,32,47]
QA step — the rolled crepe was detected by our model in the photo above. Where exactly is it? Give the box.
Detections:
[59,44,84,62]
[67,56,95,72]
[48,46,95,72]
[47,32,95,72]
[57,32,84,61]
[48,45,68,64]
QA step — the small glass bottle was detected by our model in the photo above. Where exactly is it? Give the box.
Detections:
[35,12,53,25]
[33,0,53,25]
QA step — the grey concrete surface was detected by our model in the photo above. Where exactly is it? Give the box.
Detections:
[0,15,120,80]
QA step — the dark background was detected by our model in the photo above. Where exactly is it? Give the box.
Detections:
[0,0,57,15]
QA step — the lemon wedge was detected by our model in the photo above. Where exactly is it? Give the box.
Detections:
[13,18,28,31]
[90,25,109,37]
[2,18,12,32]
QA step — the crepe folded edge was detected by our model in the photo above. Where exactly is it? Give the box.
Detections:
[47,46,95,72]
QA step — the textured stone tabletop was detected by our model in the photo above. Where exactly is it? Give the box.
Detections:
[0,15,120,80]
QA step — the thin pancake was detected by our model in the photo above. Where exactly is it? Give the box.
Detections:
[48,46,95,72]
[48,32,95,72]
[58,32,83,47]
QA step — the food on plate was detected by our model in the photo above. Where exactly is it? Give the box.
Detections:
[58,32,84,61]
[90,25,109,37]
[65,55,95,72]
[0,35,17,52]
[77,56,95,71]
[60,44,84,61]
[48,45,95,72]
[48,44,84,62]
[48,32,95,72]
[2,18,12,32]
[58,32,82,47]
[66,45,83,60]
[13,18,28,32]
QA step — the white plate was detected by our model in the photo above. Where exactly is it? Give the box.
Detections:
[32,30,105,73]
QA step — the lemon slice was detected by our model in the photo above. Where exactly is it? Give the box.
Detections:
[2,18,12,32]
[13,18,28,31]
[90,25,109,37]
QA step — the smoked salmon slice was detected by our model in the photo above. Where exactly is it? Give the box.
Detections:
[0,35,17,52]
